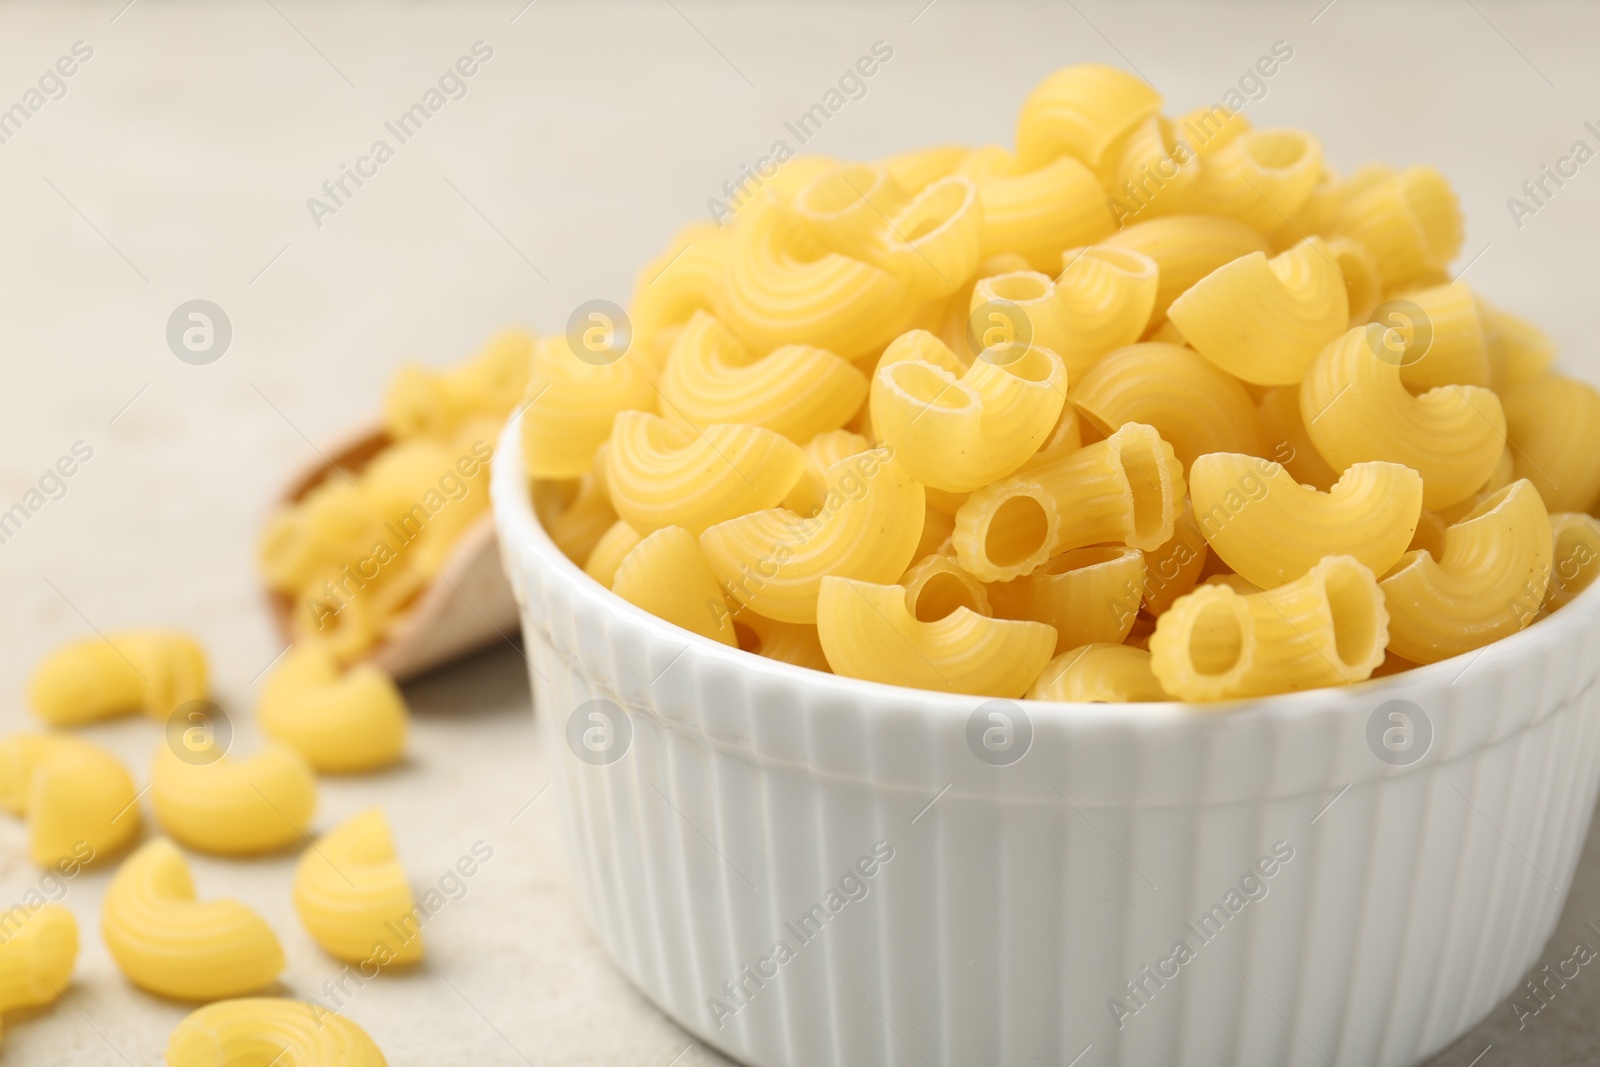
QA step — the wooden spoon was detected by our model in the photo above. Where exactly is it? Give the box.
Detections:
[266,425,519,682]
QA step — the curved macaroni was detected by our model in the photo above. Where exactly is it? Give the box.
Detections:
[870,330,1066,493]
[1546,513,1600,612]
[1100,214,1273,323]
[1177,129,1324,233]
[1331,165,1463,290]
[885,144,971,193]
[791,162,909,258]
[29,630,207,727]
[1149,554,1389,701]
[293,808,422,966]
[1028,643,1170,702]
[543,444,618,567]
[0,904,76,1024]
[816,577,1055,696]
[611,526,737,646]
[1300,325,1506,509]
[658,311,867,441]
[102,838,284,1001]
[1480,297,1557,392]
[1071,342,1266,469]
[1325,235,1382,325]
[151,742,317,856]
[1141,500,1210,615]
[520,336,657,479]
[1371,281,1489,392]
[1189,454,1423,587]
[732,613,832,672]
[259,645,408,774]
[700,448,925,623]
[959,147,1114,270]
[583,520,643,587]
[1167,237,1349,385]
[383,330,532,441]
[1380,480,1552,663]
[1029,546,1145,651]
[952,422,1185,582]
[0,734,138,868]
[783,429,871,517]
[1016,63,1162,172]
[1501,374,1600,512]
[605,411,807,534]
[166,998,387,1067]
[880,175,985,298]
[900,553,992,621]
[630,223,727,367]
[1256,387,1339,491]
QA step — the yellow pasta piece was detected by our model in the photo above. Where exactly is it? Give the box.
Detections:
[1103,115,1203,223]
[870,330,1066,493]
[151,742,316,856]
[293,809,422,966]
[102,839,284,1001]
[1374,281,1489,391]
[1300,324,1506,509]
[259,645,408,774]
[1380,480,1552,663]
[0,734,138,868]
[630,222,728,367]
[1325,235,1383,325]
[1141,500,1209,616]
[701,448,925,624]
[0,904,77,1025]
[29,630,207,726]
[1546,513,1600,612]
[1168,237,1348,386]
[791,162,910,259]
[783,429,871,517]
[953,422,1185,582]
[1479,297,1557,393]
[1071,343,1266,469]
[719,196,918,360]
[1101,215,1274,324]
[915,504,958,560]
[1256,387,1339,491]
[1028,643,1170,702]
[166,998,387,1067]
[880,175,985,298]
[658,311,867,441]
[959,146,1115,270]
[1501,374,1600,513]
[935,252,1033,360]
[1331,165,1463,290]
[1177,129,1324,233]
[544,444,618,566]
[381,330,532,443]
[816,577,1055,697]
[1051,245,1160,375]
[605,411,806,535]
[1150,555,1389,701]
[732,613,831,672]
[1174,103,1251,159]
[584,520,644,587]
[1190,454,1423,588]
[521,336,657,479]
[612,526,737,645]
[1016,63,1163,173]
[900,553,991,621]
[885,144,971,193]
[1028,546,1145,652]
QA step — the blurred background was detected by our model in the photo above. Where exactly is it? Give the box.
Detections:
[1,1,1598,1063]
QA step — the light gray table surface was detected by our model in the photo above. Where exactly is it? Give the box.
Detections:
[2,1,1598,1063]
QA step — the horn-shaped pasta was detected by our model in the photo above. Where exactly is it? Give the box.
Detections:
[630,222,727,367]
[1380,480,1552,663]
[28,630,207,726]
[1141,500,1209,615]
[1372,280,1490,391]
[959,147,1115,270]
[0,904,77,1021]
[521,337,657,479]
[952,422,1185,582]
[732,613,831,672]
[1071,343,1266,469]
[880,175,984,298]
[1048,246,1159,375]
[1167,237,1350,386]
[102,839,284,1000]
[816,577,1056,696]
[791,162,910,258]
[1300,325,1506,509]
[782,429,872,517]
[1176,129,1324,233]
[1331,165,1463,290]
[1479,297,1557,392]
[166,998,387,1067]
[1150,555,1389,701]
[1546,513,1600,612]
[1101,215,1273,323]
[1174,103,1251,158]
[870,330,1066,493]
[718,197,918,360]
[1029,546,1145,651]
[1190,454,1424,588]
[701,448,925,623]
[151,742,317,856]
[1256,387,1339,491]
[0,735,139,868]
[293,809,422,966]
[259,645,408,774]
[1028,643,1170,702]
[1325,236,1382,325]
[612,526,737,646]
[543,444,617,566]
[1016,63,1162,172]
[1502,374,1600,512]
[900,553,992,621]
[583,520,643,587]
[1103,115,1203,222]
[605,411,807,535]
[885,145,971,193]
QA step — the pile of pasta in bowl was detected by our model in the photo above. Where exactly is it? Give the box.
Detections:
[522,63,1600,704]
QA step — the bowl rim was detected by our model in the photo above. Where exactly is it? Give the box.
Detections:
[492,414,1600,728]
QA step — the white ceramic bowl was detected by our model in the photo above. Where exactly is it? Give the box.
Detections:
[491,416,1600,1067]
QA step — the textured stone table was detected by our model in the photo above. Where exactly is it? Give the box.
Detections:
[2,1,1598,1063]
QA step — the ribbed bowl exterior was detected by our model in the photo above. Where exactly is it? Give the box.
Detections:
[492,418,1600,1067]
